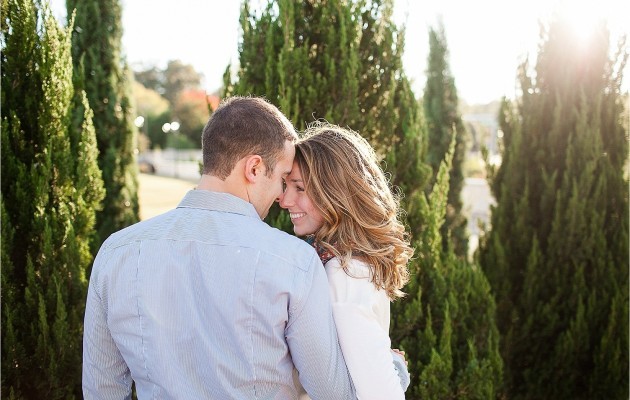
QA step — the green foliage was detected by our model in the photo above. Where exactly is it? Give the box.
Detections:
[69,0,139,246]
[165,131,197,150]
[479,16,629,399]
[225,1,406,155]
[1,1,104,397]
[391,137,502,399]
[161,60,203,105]
[131,81,171,149]
[134,60,208,146]
[423,21,468,258]
[171,89,212,145]
[384,71,431,239]
[226,0,359,128]
[135,60,203,102]
[143,111,173,150]
[133,65,163,94]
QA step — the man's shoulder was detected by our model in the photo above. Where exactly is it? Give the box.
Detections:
[256,223,314,249]
[254,224,319,267]
[99,211,175,250]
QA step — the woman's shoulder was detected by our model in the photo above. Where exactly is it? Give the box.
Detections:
[324,257,389,304]
[324,257,391,329]
[325,257,372,280]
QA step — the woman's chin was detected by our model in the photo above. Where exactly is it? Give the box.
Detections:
[293,226,312,237]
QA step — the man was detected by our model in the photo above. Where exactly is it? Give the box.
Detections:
[83,96,357,399]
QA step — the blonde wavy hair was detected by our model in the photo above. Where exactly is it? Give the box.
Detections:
[295,123,413,300]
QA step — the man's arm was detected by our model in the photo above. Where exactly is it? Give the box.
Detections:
[83,250,132,400]
[285,254,357,400]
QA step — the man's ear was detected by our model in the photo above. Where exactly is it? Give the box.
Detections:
[244,155,264,183]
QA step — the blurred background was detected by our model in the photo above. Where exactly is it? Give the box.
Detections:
[3,0,629,398]
[48,0,628,252]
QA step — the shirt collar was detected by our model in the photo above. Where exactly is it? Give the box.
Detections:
[177,189,260,219]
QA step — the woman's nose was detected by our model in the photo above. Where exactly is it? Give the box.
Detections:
[278,191,292,208]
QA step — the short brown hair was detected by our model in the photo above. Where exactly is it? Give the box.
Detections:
[201,96,297,179]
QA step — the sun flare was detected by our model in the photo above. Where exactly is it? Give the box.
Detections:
[562,3,601,42]
[549,0,621,45]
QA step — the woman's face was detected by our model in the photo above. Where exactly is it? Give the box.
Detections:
[278,161,325,236]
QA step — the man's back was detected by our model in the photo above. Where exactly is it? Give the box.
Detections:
[83,190,355,399]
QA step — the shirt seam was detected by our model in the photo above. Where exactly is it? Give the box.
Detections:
[91,247,114,300]
[250,251,260,399]
[286,252,318,327]
[176,205,259,219]
[104,238,309,271]
[135,241,151,389]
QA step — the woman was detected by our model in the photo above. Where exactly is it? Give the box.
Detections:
[279,123,413,399]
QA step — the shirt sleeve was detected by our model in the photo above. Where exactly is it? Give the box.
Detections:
[325,259,406,400]
[82,248,133,400]
[285,254,357,400]
[391,351,411,392]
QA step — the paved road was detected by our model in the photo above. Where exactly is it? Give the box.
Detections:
[461,177,495,257]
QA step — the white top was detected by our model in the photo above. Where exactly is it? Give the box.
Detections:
[295,257,405,400]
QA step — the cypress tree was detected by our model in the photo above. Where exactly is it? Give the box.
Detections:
[225,0,361,130]
[1,1,104,397]
[390,130,502,399]
[479,16,628,399]
[68,0,139,246]
[423,21,468,258]
[387,23,501,399]
[224,0,412,152]
[352,0,404,155]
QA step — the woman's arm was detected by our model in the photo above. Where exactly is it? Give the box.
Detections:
[325,259,406,400]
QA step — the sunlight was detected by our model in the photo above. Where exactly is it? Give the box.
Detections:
[551,0,613,44]
[562,3,601,42]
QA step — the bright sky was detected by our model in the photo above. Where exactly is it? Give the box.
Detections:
[52,0,629,105]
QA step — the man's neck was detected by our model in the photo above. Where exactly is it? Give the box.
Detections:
[196,174,248,202]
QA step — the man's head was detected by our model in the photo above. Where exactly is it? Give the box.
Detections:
[202,96,297,179]
[201,96,297,218]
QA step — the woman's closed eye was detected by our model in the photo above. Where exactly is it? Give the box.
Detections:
[285,180,304,192]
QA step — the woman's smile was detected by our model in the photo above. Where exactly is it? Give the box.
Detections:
[290,212,306,220]
[278,161,325,236]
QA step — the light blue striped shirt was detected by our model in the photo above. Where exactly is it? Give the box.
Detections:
[83,190,357,399]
